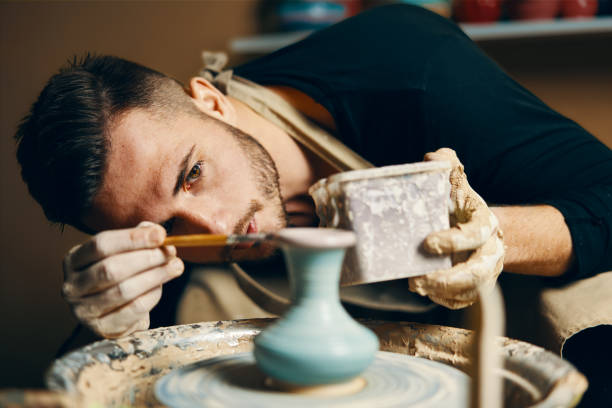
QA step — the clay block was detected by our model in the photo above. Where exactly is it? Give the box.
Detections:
[309,162,452,286]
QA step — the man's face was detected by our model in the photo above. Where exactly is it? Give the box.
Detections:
[84,108,287,262]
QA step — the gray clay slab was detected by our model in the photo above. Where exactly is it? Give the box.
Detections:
[310,162,452,286]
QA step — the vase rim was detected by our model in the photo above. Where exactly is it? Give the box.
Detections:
[275,228,356,249]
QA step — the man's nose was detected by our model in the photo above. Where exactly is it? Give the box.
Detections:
[172,207,232,235]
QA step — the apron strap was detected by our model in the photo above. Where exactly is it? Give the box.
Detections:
[200,51,374,172]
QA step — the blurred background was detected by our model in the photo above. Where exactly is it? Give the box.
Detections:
[1,0,610,390]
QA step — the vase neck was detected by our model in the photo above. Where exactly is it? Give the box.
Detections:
[282,246,346,302]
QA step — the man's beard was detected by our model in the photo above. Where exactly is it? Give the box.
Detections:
[221,123,288,261]
[228,123,288,228]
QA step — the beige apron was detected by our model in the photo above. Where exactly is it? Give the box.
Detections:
[178,52,612,361]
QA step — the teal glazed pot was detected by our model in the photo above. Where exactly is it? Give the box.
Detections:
[253,228,379,386]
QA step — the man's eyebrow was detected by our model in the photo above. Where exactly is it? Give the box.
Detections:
[173,144,195,196]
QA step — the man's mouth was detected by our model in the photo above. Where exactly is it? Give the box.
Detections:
[234,218,258,249]
[247,218,257,234]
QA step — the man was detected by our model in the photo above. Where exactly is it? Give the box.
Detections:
[15,5,612,341]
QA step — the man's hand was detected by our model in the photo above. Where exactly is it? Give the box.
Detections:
[409,148,504,309]
[62,222,184,338]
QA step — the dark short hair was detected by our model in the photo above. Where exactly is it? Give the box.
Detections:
[15,54,194,233]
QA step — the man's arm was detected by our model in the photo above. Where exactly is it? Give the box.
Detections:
[491,205,574,278]
[422,30,612,282]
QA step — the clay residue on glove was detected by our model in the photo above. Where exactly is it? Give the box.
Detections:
[409,148,505,309]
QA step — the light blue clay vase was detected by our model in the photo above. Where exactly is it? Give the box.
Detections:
[253,228,379,386]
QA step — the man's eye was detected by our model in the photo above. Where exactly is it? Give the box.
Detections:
[185,161,204,188]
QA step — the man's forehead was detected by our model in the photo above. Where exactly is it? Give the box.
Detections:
[106,110,170,184]
[88,109,177,229]
[109,109,169,153]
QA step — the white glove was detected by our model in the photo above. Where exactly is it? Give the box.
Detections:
[62,221,184,338]
[409,148,505,309]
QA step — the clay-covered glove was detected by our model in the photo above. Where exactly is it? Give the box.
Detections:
[62,221,184,338]
[408,148,504,309]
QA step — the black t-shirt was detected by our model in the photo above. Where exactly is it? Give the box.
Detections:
[233,4,612,281]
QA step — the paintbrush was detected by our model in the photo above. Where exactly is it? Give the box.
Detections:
[162,233,274,248]
[163,229,355,249]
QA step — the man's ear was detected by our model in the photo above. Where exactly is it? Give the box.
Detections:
[188,77,237,125]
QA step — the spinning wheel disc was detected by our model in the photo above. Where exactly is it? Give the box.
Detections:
[155,351,469,407]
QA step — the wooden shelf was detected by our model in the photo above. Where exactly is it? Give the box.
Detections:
[463,16,612,40]
[230,17,612,54]
[231,30,312,55]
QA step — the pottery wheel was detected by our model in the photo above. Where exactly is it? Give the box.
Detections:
[155,351,469,408]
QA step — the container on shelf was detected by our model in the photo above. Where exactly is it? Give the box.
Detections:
[395,0,453,17]
[453,0,503,23]
[508,0,562,20]
[275,1,361,31]
[562,0,598,18]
